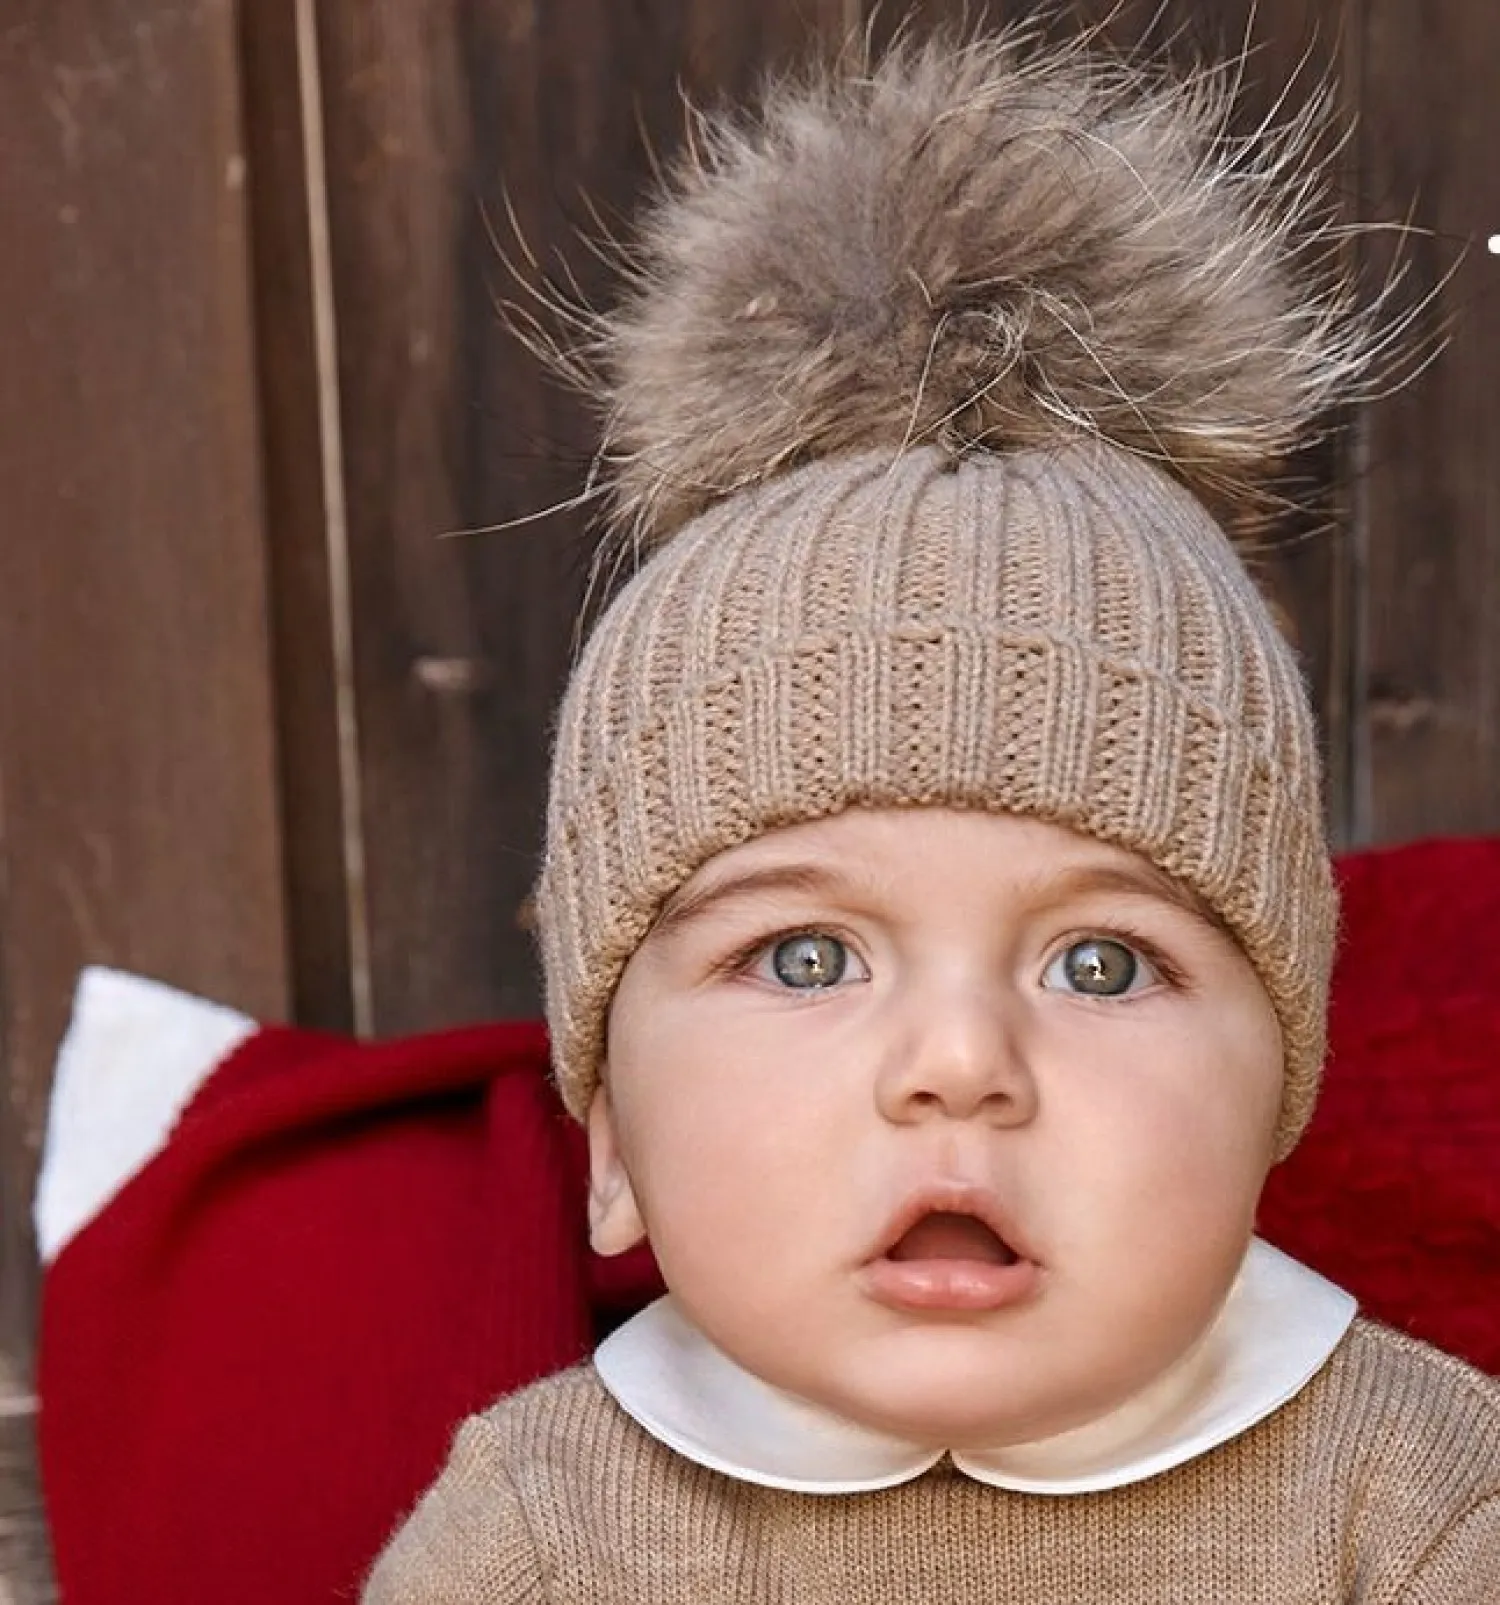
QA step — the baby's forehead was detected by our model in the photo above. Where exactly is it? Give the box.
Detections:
[654,806,1219,930]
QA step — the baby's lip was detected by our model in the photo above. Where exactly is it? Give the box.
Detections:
[867,1181,1034,1268]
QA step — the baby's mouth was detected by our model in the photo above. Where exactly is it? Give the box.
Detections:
[861,1191,1038,1313]
[885,1211,1019,1267]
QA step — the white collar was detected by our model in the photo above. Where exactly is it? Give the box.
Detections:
[594,1238,1355,1496]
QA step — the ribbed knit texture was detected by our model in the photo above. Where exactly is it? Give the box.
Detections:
[363,1318,1500,1603]
[537,440,1335,1156]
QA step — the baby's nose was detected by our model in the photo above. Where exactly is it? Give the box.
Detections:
[874,986,1039,1126]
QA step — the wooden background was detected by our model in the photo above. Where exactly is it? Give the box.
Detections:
[0,0,1495,1595]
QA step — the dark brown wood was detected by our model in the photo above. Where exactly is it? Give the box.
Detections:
[0,3,291,1381]
[238,1,359,1033]
[1352,0,1500,842]
[0,1356,51,1603]
[311,0,858,1036]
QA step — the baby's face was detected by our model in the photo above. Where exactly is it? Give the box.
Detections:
[590,807,1283,1449]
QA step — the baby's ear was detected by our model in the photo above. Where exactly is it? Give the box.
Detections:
[585,1084,647,1256]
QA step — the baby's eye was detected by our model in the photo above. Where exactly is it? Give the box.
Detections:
[1042,937,1159,998]
[754,932,863,991]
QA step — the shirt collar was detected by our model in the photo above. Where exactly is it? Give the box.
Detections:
[593,1237,1356,1496]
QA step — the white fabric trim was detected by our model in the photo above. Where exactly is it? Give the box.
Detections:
[594,1238,1356,1496]
[33,967,256,1263]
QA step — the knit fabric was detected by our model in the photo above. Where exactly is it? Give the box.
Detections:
[362,1318,1500,1603]
[537,440,1335,1155]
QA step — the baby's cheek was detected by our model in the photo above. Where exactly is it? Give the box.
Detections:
[637,1111,825,1280]
[641,1172,785,1324]
[1060,1072,1270,1244]
[1129,1125,1270,1295]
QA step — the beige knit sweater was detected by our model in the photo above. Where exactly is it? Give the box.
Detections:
[363,1319,1500,1603]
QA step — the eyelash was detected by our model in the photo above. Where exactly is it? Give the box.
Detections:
[709,919,1190,993]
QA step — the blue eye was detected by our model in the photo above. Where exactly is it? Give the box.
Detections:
[1044,937,1156,998]
[767,933,852,990]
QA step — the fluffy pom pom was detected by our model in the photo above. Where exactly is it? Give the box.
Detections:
[521,25,1417,549]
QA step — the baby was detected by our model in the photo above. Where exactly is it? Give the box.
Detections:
[364,28,1500,1603]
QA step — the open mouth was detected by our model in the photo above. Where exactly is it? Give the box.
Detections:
[862,1193,1037,1313]
[886,1210,1018,1266]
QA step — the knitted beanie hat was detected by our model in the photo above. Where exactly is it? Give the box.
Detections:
[532,30,1395,1158]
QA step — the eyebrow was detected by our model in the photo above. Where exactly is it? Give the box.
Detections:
[646,853,1224,946]
[1032,862,1227,933]
[648,863,855,944]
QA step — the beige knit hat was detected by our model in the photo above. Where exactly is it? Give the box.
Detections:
[531,29,1400,1158]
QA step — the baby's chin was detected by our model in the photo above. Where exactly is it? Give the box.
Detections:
[814,1380,1110,1453]
[780,1330,1196,1452]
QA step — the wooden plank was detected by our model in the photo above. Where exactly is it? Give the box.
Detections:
[238,0,359,1032]
[0,1359,51,1604]
[0,3,290,1381]
[861,0,1359,840]
[311,0,856,1035]
[1352,0,1500,842]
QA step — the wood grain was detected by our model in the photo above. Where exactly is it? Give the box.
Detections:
[1353,0,1499,841]
[0,3,291,1371]
[0,1368,51,1605]
[238,0,360,1033]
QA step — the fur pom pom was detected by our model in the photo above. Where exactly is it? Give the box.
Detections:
[525,26,1416,548]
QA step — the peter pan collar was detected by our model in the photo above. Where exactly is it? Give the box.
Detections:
[593,1237,1355,1496]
